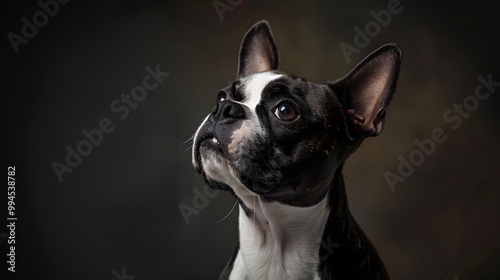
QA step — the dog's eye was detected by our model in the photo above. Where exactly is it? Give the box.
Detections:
[274,102,299,122]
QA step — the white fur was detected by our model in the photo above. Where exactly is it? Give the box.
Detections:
[192,114,210,169]
[196,72,330,279]
[225,72,282,154]
[194,72,282,164]
[199,130,330,280]
[239,72,282,113]
[229,182,330,280]
[229,252,247,279]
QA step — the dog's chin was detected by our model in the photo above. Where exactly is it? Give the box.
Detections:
[239,175,276,195]
[199,152,276,196]
[199,149,229,180]
[197,140,283,199]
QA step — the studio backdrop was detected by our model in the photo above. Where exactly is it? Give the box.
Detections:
[3,0,500,279]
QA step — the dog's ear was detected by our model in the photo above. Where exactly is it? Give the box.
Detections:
[237,20,280,78]
[330,44,403,140]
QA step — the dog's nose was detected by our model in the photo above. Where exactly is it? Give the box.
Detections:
[211,100,245,122]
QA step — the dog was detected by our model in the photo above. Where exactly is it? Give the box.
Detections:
[191,20,402,280]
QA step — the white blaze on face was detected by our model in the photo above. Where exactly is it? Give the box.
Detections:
[194,72,283,185]
[240,72,282,114]
[226,72,282,154]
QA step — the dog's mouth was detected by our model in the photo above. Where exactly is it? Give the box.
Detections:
[193,132,223,172]
[194,129,285,198]
[200,135,220,148]
[196,130,224,151]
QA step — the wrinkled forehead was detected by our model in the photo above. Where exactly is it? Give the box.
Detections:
[235,72,283,112]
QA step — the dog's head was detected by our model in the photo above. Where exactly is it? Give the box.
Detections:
[192,20,402,206]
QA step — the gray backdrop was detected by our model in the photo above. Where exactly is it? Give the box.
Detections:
[3,0,500,279]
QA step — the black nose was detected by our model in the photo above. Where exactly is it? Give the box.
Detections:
[211,101,246,123]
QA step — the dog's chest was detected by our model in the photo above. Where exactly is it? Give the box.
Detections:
[229,187,330,280]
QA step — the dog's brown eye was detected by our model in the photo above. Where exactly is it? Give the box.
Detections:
[274,102,299,122]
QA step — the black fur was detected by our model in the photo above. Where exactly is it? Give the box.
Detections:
[193,20,403,279]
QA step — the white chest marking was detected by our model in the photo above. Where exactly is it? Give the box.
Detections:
[229,184,330,280]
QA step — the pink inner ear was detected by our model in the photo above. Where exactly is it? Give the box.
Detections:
[238,21,280,78]
[346,107,383,135]
[348,65,392,131]
[371,69,391,100]
[336,44,402,138]
[346,109,366,130]
[353,68,392,115]
[251,56,271,74]
[251,42,273,72]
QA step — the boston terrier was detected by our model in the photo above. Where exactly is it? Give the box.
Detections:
[191,20,402,280]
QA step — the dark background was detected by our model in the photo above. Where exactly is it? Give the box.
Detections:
[2,0,500,279]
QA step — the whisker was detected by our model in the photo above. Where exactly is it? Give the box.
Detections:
[184,145,193,153]
[184,135,194,145]
[214,200,238,224]
[183,134,195,153]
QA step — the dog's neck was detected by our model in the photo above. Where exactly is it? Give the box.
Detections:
[228,166,389,280]
[229,177,330,280]
[229,168,330,280]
